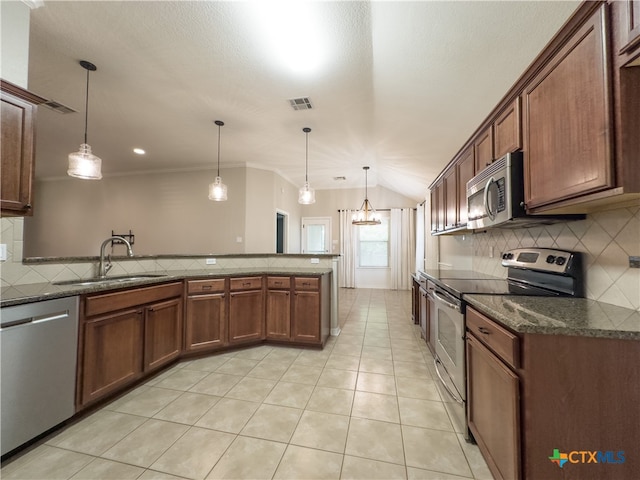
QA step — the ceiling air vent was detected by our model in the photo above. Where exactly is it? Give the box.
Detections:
[41,99,76,114]
[289,97,313,111]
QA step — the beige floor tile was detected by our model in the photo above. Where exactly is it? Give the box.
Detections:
[70,458,145,479]
[331,343,363,357]
[456,433,493,480]
[102,419,189,468]
[359,357,394,375]
[356,372,397,395]
[345,417,404,465]
[153,392,221,425]
[139,470,188,480]
[264,381,314,408]
[111,387,182,417]
[402,426,472,477]
[280,364,323,385]
[391,338,423,351]
[406,467,473,479]
[398,397,453,431]
[153,369,210,391]
[233,345,274,360]
[273,445,343,480]
[325,353,361,371]
[362,336,391,348]
[293,349,331,367]
[396,376,441,401]
[306,386,355,416]
[361,345,393,360]
[215,357,259,375]
[317,368,358,390]
[189,372,242,396]
[240,403,302,443]
[195,397,259,433]
[341,455,407,480]
[393,361,430,379]
[150,427,235,479]
[46,410,147,455]
[206,436,286,479]
[225,376,276,402]
[246,360,290,380]
[105,385,152,409]
[335,334,364,346]
[0,445,93,480]
[181,355,230,372]
[290,410,349,453]
[393,350,428,364]
[351,391,400,423]
[262,347,301,365]
[145,367,180,387]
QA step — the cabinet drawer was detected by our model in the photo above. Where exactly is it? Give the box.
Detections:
[230,276,263,291]
[467,307,519,369]
[267,276,291,289]
[188,278,226,294]
[294,277,319,291]
[85,282,183,317]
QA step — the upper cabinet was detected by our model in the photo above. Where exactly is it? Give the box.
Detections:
[456,147,475,227]
[0,80,45,217]
[524,5,613,210]
[473,126,494,173]
[618,0,640,56]
[493,98,522,159]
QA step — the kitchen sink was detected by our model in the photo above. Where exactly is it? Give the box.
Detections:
[53,274,168,286]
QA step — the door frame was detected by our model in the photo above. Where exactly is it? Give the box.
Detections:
[301,217,331,254]
[276,209,289,254]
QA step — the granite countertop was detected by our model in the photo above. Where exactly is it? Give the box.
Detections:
[465,294,640,341]
[1,268,333,308]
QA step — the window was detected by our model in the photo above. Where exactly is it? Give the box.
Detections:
[358,216,389,267]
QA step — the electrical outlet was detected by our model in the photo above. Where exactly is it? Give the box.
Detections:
[310,258,320,264]
[206,258,216,265]
[236,237,243,243]
[489,246,494,258]
[630,256,640,268]
[0,244,7,261]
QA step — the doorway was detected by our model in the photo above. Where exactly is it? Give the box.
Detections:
[301,217,331,254]
[276,211,288,254]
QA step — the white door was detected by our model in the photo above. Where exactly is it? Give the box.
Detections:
[301,217,331,254]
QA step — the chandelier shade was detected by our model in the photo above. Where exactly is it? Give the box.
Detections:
[352,166,381,225]
[67,60,102,180]
[208,120,228,201]
[298,127,315,204]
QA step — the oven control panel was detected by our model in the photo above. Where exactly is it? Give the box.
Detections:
[501,248,577,274]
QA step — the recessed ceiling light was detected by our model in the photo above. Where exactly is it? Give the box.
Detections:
[133,148,146,155]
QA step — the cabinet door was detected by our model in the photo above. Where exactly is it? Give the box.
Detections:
[493,98,522,159]
[266,290,291,341]
[619,0,640,54]
[443,167,457,230]
[1,91,35,216]
[474,126,494,173]
[229,290,264,345]
[436,181,445,232]
[467,334,520,480]
[144,298,182,372]
[456,147,475,226]
[185,293,226,352]
[292,291,320,344]
[81,309,143,405]
[524,5,613,209]
[429,187,438,233]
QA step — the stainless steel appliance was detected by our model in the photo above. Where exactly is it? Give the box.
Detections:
[466,152,583,229]
[1,296,79,456]
[426,248,584,440]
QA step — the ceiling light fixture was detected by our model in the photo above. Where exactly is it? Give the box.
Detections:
[133,148,145,155]
[298,127,315,205]
[208,120,228,201]
[352,166,381,225]
[67,60,102,180]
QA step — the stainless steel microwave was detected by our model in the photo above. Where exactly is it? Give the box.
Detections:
[466,152,526,229]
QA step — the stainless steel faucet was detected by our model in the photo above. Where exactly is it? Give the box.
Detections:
[98,236,134,278]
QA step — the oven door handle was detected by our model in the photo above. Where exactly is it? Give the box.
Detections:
[432,291,460,312]
[434,358,464,405]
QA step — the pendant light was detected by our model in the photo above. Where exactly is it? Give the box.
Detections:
[352,166,381,225]
[208,120,228,201]
[67,60,102,180]
[298,127,315,204]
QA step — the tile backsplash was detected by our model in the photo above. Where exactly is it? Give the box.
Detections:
[472,204,640,311]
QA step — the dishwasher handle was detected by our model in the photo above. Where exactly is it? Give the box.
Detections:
[1,310,70,330]
[434,358,464,405]
[432,291,461,312]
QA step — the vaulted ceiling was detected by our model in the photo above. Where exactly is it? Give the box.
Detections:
[28,1,579,201]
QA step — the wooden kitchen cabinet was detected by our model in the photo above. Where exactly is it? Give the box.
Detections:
[266,276,291,341]
[473,126,494,173]
[78,282,182,408]
[493,97,522,159]
[430,180,445,233]
[144,297,182,372]
[228,277,264,345]
[524,5,613,210]
[292,277,322,344]
[456,146,475,226]
[185,279,227,352]
[443,166,457,230]
[618,0,640,56]
[0,81,45,217]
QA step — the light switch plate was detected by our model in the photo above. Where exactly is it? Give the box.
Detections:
[0,244,6,261]
[630,256,640,268]
[206,258,216,265]
[310,258,320,264]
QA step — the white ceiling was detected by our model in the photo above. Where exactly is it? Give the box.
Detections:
[27,0,580,202]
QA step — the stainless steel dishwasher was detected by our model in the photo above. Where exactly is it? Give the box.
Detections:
[1,296,79,456]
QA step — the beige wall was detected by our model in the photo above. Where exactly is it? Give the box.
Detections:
[1,1,30,87]
[274,172,303,253]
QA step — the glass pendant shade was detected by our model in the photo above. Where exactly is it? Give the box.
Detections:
[208,176,228,201]
[67,143,103,180]
[68,60,102,180]
[352,166,381,225]
[298,181,315,204]
[298,127,316,205]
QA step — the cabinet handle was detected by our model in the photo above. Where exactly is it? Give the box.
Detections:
[221,294,225,298]
[136,309,143,315]
[486,162,491,166]
[202,285,212,290]
[23,203,32,209]
[148,307,155,312]
[302,282,311,286]
[275,281,282,285]
[478,327,491,335]
[243,282,251,286]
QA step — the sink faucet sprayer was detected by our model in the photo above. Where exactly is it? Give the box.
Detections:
[98,236,134,278]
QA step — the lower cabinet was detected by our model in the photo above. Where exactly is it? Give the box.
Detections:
[78,282,183,408]
[185,279,227,352]
[228,277,264,345]
[292,290,320,343]
[266,276,291,341]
